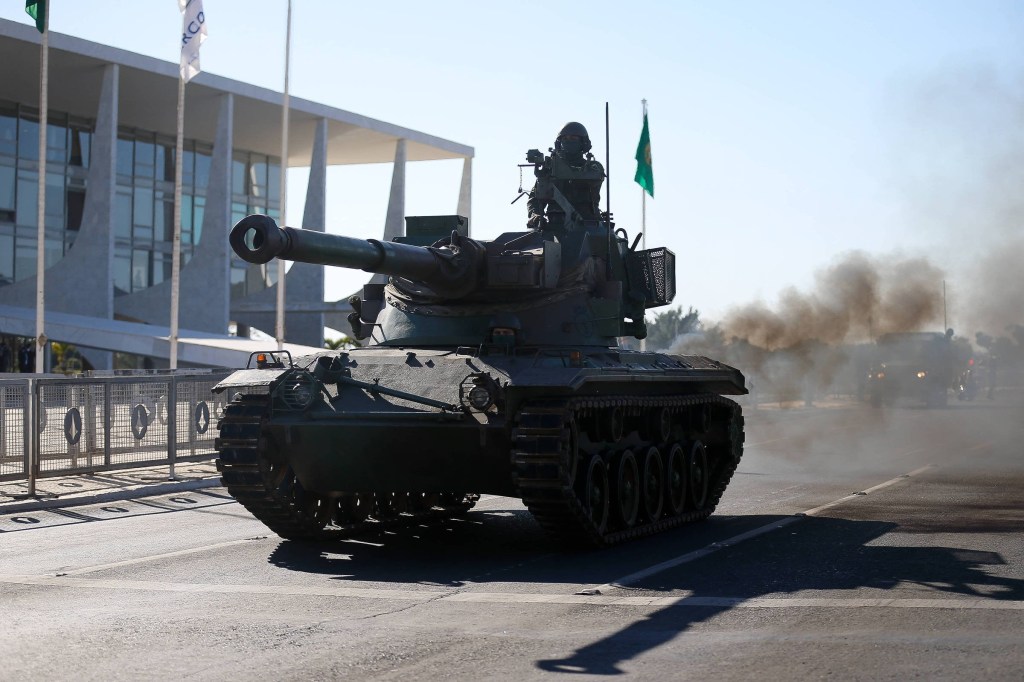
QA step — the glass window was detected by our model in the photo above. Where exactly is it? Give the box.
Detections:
[155,143,174,182]
[152,252,171,286]
[0,113,16,157]
[192,195,205,243]
[133,185,153,240]
[232,153,247,195]
[194,150,211,189]
[182,148,195,186]
[16,171,37,227]
[116,137,133,177]
[267,161,281,202]
[0,233,13,285]
[0,163,14,222]
[114,190,132,239]
[69,127,90,168]
[131,249,150,291]
[66,185,86,231]
[45,235,62,267]
[18,118,38,160]
[45,123,66,164]
[113,250,130,295]
[250,157,267,198]
[154,191,175,243]
[44,172,64,228]
[15,233,36,282]
[180,194,193,236]
[134,139,155,178]
[231,201,247,226]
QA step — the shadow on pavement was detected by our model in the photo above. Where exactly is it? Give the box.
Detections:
[536,516,1024,674]
[269,513,1024,675]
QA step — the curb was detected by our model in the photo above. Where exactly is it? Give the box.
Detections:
[0,477,223,515]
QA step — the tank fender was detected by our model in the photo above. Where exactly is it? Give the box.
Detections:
[212,367,290,394]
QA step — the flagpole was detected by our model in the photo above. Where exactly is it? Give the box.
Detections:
[275,0,292,352]
[639,99,647,353]
[34,4,49,373]
[170,69,185,369]
[640,99,647,253]
[171,1,206,368]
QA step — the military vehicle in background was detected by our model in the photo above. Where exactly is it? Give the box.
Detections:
[213,154,746,547]
[866,331,956,407]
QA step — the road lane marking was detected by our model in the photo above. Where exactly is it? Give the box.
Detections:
[58,538,264,576]
[2,574,1021,611]
[800,462,933,517]
[0,575,441,600]
[586,462,935,593]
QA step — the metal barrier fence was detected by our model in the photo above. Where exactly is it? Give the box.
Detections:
[0,371,233,493]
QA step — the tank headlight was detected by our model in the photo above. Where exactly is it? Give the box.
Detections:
[468,385,493,411]
[916,371,927,379]
[277,371,317,410]
[876,372,885,379]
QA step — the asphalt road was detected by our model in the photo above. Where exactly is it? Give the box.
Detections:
[2,391,1022,680]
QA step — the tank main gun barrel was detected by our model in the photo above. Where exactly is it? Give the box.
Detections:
[230,214,481,298]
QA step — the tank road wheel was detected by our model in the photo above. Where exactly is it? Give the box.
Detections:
[665,443,688,516]
[584,455,610,534]
[649,407,672,444]
[605,407,625,443]
[338,492,372,524]
[375,492,400,519]
[408,492,440,512]
[612,449,641,528]
[688,441,710,510]
[275,474,330,538]
[642,446,665,522]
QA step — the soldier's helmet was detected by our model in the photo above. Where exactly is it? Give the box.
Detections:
[555,122,592,156]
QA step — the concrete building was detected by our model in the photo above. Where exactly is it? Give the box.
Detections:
[0,19,473,370]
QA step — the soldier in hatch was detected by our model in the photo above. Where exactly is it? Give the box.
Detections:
[526,122,605,233]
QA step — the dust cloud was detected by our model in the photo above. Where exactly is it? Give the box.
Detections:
[656,64,1024,472]
[660,64,1023,410]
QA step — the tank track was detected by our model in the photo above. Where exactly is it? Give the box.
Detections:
[513,395,744,546]
[215,394,479,541]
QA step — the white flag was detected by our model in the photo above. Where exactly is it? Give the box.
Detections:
[179,0,207,83]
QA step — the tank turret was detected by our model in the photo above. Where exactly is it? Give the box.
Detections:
[231,204,674,347]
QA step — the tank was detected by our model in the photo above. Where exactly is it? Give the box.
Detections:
[214,201,746,546]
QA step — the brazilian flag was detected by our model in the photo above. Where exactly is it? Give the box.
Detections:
[634,113,654,198]
[25,0,46,33]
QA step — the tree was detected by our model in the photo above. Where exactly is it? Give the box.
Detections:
[645,306,701,351]
[324,335,360,350]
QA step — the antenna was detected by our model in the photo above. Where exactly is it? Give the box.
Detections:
[605,102,611,276]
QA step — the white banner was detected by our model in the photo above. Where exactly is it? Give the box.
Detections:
[179,0,207,83]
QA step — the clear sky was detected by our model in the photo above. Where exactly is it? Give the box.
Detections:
[3,1,1022,333]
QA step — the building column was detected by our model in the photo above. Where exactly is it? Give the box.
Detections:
[231,117,327,347]
[370,139,406,286]
[457,156,472,235]
[383,138,406,242]
[115,92,234,337]
[0,63,119,370]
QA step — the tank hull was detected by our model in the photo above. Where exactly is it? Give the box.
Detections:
[215,346,745,545]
